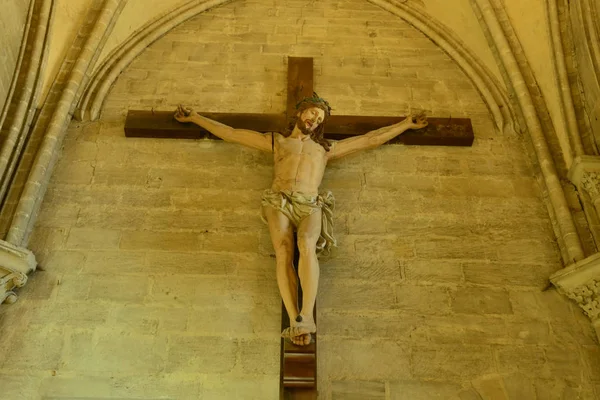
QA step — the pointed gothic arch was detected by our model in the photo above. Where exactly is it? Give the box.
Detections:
[76,0,516,133]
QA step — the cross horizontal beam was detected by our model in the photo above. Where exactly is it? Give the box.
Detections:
[124,110,474,147]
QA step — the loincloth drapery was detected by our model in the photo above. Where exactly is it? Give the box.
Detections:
[261,189,336,256]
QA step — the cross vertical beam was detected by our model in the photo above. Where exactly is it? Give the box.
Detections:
[279,58,318,400]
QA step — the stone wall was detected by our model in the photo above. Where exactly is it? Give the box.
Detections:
[1,0,599,398]
[0,0,31,118]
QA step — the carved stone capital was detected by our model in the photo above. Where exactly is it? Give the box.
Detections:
[551,253,600,340]
[0,240,36,305]
[568,156,600,199]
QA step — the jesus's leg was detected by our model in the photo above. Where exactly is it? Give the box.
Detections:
[263,207,307,345]
[294,209,322,345]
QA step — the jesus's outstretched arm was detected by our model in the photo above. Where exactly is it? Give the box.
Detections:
[327,111,428,161]
[174,105,272,152]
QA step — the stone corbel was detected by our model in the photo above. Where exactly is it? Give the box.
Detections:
[569,156,600,246]
[550,253,600,341]
[0,240,37,305]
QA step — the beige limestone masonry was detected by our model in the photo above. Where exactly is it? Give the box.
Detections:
[0,0,31,118]
[45,0,552,112]
[40,0,94,102]
[1,0,599,399]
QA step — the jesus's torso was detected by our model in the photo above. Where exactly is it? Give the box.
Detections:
[271,133,329,195]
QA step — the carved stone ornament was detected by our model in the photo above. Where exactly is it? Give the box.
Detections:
[568,155,600,199]
[0,240,37,305]
[551,252,600,340]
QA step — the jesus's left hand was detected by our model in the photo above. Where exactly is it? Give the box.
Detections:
[405,111,428,130]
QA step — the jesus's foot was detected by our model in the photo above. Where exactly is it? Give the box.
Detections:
[281,318,316,346]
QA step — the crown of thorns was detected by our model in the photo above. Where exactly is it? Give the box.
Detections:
[295,92,332,116]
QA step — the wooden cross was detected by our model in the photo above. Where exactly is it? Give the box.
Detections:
[124,57,473,400]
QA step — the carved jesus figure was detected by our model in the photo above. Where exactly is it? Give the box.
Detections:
[175,95,427,346]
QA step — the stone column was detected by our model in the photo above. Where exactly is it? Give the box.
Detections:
[0,240,36,304]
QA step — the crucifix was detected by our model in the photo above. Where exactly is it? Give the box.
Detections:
[124,57,473,400]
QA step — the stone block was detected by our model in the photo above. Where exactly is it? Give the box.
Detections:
[148,275,232,306]
[438,176,512,198]
[0,375,43,400]
[219,211,263,231]
[239,339,279,374]
[201,232,260,252]
[38,376,115,399]
[365,173,438,193]
[512,177,542,198]
[506,319,551,345]
[395,284,452,314]
[84,330,166,374]
[54,274,92,302]
[353,235,414,259]
[75,206,147,229]
[549,321,598,347]
[494,239,560,264]
[321,170,364,189]
[411,345,495,380]
[29,227,69,262]
[144,251,237,275]
[584,345,600,382]
[319,338,411,380]
[389,380,463,400]
[2,325,63,370]
[501,373,536,400]
[93,164,149,186]
[197,375,279,400]
[416,155,465,176]
[65,228,121,250]
[415,237,494,261]
[143,209,222,230]
[110,374,201,399]
[42,250,86,274]
[471,376,509,400]
[319,310,419,340]
[59,329,95,371]
[347,214,388,234]
[463,262,551,288]
[495,346,546,376]
[36,203,80,228]
[166,335,237,373]
[451,287,513,315]
[187,306,278,336]
[109,305,182,335]
[465,155,517,176]
[404,260,463,284]
[458,388,485,400]
[171,188,262,210]
[83,250,146,274]
[52,160,94,184]
[534,378,596,400]
[545,345,585,380]
[508,289,575,321]
[331,380,386,400]
[88,275,149,303]
[320,255,402,282]
[411,315,508,345]
[120,188,173,207]
[120,230,201,251]
[318,281,396,310]
[16,270,58,300]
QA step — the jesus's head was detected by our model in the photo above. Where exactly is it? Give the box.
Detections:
[291,93,332,151]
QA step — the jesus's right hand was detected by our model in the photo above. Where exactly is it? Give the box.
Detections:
[174,104,197,123]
